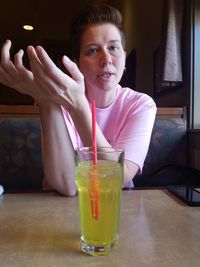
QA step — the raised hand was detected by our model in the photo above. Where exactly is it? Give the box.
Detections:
[0,40,38,97]
[27,45,86,110]
[0,40,86,110]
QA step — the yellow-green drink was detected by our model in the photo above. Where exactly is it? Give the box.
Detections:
[75,147,124,256]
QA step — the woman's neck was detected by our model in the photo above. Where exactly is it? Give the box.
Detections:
[86,85,118,108]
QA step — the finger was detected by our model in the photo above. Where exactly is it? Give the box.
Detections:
[35,46,57,70]
[62,55,84,84]
[35,46,67,80]
[14,49,24,66]
[1,40,18,76]
[1,39,12,64]
[27,45,43,69]
[32,46,67,84]
[14,49,34,81]
[27,46,49,80]
[35,46,78,87]
[28,46,63,96]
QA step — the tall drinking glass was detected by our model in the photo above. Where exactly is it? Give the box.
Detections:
[75,147,124,256]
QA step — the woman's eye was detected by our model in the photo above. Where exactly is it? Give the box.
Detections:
[85,47,98,55]
[109,45,120,53]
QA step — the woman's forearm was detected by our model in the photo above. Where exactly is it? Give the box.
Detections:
[39,103,77,196]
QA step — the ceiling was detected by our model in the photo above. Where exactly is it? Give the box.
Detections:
[0,0,99,103]
[0,0,96,49]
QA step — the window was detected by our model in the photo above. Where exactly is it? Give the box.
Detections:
[190,0,200,129]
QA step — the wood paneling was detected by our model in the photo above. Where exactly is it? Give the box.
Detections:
[0,105,186,118]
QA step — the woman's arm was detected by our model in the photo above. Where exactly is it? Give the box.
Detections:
[0,41,80,196]
[39,103,77,196]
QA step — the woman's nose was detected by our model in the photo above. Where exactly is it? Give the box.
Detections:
[100,50,112,67]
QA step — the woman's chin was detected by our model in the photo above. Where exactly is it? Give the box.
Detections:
[96,79,118,91]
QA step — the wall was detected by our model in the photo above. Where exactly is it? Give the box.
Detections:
[0,0,188,108]
[121,0,188,108]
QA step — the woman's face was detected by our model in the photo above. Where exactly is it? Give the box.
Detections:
[78,23,126,101]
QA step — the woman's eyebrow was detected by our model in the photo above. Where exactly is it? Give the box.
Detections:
[81,40,121,50]
[84,40,120,46]
[108,40,121,44]
[81,43,98,49]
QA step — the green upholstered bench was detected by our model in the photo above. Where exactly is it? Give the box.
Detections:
[0,106,189,191]
[134,107,189,187]
[0,117,43,191]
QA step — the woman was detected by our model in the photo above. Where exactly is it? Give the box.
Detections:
[0,4,156,196]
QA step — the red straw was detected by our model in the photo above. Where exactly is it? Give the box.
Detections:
[92,100,97,165]
[89,100,100,220]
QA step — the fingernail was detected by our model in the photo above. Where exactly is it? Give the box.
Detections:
[28,45,34,50]
[63,55,70,62]
[36,46,43,52]
[19,49,24,55]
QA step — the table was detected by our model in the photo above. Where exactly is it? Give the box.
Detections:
[0,190,200,267]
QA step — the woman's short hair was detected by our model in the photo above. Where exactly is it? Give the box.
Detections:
[69,4,126,60]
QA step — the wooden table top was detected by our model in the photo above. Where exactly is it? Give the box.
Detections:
[0,190,200,267]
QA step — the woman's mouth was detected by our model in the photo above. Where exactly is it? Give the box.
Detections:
[98,72,114,80]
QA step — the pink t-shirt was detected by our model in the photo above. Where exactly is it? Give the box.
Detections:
[62,85,156,180]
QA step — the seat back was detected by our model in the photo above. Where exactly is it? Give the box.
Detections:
[134,107,189,186]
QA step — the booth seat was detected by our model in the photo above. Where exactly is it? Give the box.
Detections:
[0,106,189,191]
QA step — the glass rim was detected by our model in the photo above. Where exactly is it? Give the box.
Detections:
[75,146,124,154]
